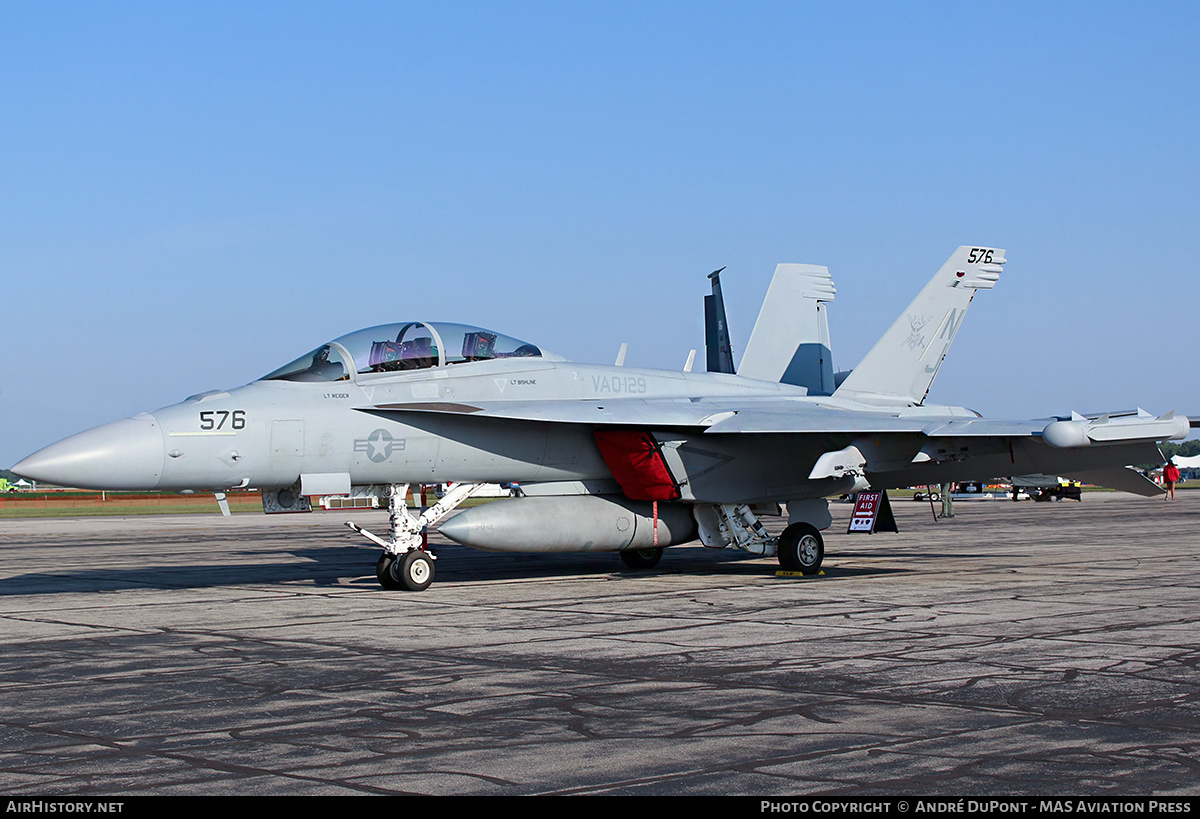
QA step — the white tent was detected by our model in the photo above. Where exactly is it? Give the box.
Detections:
[1169,454,1199,479]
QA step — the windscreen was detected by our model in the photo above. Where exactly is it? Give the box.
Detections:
[262,344,350,382]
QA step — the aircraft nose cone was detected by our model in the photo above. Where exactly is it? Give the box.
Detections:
[12,415,165,490]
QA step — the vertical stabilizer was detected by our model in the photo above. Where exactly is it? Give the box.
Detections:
[834,246,1006,406]
[737,264,837,394]
[705,268,735,374]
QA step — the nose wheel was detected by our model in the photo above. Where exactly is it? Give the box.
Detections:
[376,550,435,591]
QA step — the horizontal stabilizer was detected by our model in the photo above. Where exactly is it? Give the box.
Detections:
[1059,467,1163,497]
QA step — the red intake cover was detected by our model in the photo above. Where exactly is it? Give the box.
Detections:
[593,430,681,501]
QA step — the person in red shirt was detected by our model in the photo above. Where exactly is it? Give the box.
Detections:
[1163,460,1181,501]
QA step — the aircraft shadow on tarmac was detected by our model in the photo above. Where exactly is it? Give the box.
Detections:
[419,545,907,586]
[0,541,908,596]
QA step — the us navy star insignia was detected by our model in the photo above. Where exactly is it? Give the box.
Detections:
[355,429,404,462]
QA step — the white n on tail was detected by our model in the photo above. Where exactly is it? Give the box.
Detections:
[833,246,1006,406]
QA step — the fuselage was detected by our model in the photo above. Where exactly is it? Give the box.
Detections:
[162,358,804,492]
[13,319,1186,506]
[13,330,807,494]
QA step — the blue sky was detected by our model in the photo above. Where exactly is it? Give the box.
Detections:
[3,1,1197,466]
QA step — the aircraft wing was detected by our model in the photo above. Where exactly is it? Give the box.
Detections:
[705,408,1183,493]
[368,399,1183,441]
[367,397,1031,435]
[366,398,735,427]
[701,410,1047,437]
[366,400,1186,500]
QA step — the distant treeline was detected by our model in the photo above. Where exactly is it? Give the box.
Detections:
[1161,439,1200,460]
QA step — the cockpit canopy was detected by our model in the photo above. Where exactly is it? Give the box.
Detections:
[262,322,543,383]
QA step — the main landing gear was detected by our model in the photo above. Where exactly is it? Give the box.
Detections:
[776,522,824,575]
[347,482,484,591]
[619,547,664,569]
[695,503,826,576]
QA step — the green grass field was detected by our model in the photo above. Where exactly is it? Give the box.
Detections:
[0,490,500,518]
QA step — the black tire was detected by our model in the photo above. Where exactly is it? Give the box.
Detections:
[777,523,824,575]
[376,553,403,590]
[620,547,663,569]
[398,550,435,591]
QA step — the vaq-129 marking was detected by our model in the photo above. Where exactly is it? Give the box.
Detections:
[13,248,1193,591]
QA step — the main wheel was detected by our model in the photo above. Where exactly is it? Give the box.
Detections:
[398,550,435,591]
[777,523,824,575]
[620,547,663,569]
[376,553,403,590]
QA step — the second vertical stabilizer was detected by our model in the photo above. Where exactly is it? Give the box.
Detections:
[705,268,735,374]
[737,264,837,394]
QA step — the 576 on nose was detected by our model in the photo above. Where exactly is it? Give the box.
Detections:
[199,410,246,430]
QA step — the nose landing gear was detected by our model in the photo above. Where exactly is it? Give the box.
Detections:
[348,482,485,591]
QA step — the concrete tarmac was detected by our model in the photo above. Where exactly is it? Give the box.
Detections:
[1,492,1197,795]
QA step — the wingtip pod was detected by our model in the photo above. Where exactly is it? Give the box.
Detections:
[1042,410,1190,448]
[1041,420,1090,448]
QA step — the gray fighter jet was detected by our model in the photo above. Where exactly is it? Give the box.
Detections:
[13,247,1192,591]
